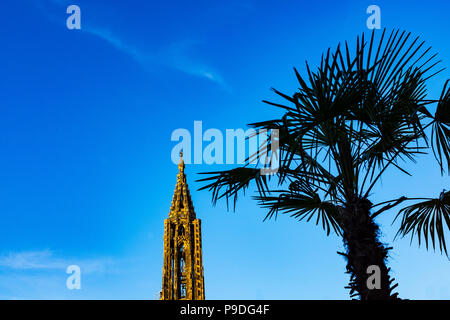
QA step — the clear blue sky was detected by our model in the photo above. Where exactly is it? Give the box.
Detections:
[0,0,448,299]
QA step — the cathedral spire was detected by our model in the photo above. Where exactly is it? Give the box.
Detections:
[170,150,194,215]
[160,156,205,300]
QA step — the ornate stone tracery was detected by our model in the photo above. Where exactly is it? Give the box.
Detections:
[160,151,205,300]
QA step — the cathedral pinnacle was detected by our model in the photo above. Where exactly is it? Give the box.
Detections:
[161,153,205,300]
[178,149,185,172]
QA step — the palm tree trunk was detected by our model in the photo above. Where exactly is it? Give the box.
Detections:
[339,197,399,300]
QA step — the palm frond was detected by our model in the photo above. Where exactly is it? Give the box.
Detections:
[197,167,270,210]
[395,190,450,255]
[255,182,342,236]
[431,80,450,174]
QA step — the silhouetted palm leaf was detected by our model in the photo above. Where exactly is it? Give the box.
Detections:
[395,190,450,255]
[255,183,342,236]
[197,167,270,210]
[431,80,450,174]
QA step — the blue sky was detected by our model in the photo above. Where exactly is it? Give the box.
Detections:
[0,0,448,299]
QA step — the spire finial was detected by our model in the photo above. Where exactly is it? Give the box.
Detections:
[178,149,185,171]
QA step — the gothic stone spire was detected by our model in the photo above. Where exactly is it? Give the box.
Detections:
[160,152,205,300]
[170,150,195,217]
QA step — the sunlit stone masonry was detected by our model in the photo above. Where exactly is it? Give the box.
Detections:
[160,151,205,300]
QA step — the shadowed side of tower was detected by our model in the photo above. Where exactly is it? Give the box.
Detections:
[160,151,205,300]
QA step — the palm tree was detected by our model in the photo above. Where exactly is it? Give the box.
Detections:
[198,29,450,300]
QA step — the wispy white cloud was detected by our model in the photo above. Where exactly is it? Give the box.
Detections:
[0,250,57,269]
[0,250,115,274]
[0,250,159,299]
[165,40,230,91]
[35,0,229,89]
[86,27,150,65]
[0,250,116,298]
[0,249,161,299]
[84,27,229,89]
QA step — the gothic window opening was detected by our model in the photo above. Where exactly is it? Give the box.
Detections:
[180,283,186,299]
[178,244,185,274]
[178,244,186,299]
[180,190,184,208]
[178,225,185,237]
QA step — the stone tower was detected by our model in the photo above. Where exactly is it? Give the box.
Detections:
[160,151,205,300]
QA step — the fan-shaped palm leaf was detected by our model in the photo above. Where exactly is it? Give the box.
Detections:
[431,80,450,174]
[395,190,450,255]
